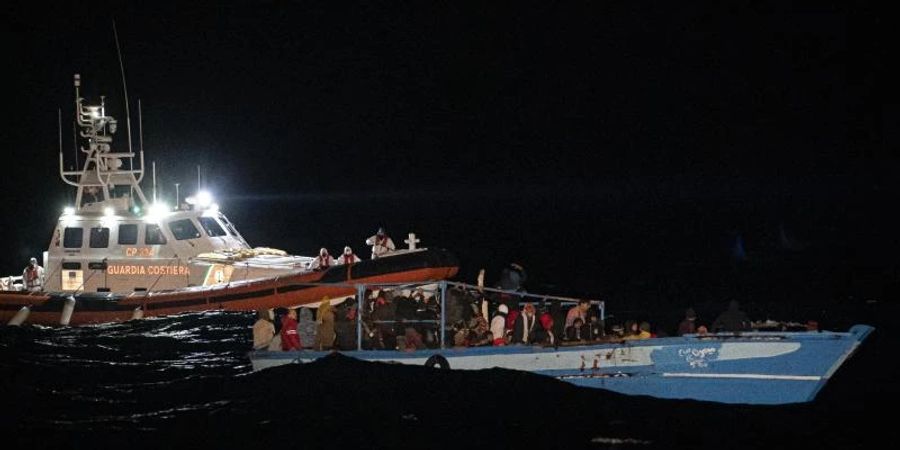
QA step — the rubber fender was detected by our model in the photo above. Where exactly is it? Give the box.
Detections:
[8,306,30,326]
[60,296,76,326]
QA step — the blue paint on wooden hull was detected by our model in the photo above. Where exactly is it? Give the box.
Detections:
[250,325,874,404]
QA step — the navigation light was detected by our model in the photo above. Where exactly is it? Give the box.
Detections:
[201,203,221,217]
[146,203,171,223]
[187,190,214,209]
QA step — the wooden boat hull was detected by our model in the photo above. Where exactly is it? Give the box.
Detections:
[0,248,458,326]
[249,325,875,405]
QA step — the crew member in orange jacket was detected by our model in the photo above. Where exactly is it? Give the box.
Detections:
[23,257,45,292]
[335,246,361,265]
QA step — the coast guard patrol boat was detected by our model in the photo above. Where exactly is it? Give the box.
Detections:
[0,75,458,325]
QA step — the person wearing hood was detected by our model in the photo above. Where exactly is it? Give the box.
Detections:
[297,307,317,348]
[497,262,526,292]
[252,310,275,350]
[490,304,509,346]
[308,248,335,271]
[712,300,751,333]
[23,257,45,292]
[280,308,301,351]
[335,246,361,265]
[365,227,396,259]
[677,308,698,336]
[314,297,337,350]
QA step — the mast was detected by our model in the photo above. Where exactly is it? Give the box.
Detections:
[112,20,134,163]
[58,23,148,212]
[60,74,148,211]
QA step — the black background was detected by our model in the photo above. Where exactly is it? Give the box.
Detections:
[1,1,889,311]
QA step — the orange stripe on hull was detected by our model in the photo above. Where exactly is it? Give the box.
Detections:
[0,265,458,326]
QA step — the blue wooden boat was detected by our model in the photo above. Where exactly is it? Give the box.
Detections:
[248,281,874,405]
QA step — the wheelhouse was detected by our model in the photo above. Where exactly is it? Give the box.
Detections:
[45,207,252,293]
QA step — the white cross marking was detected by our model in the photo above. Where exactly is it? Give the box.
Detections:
[405,233,421,250]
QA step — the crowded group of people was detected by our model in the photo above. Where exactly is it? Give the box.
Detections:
[459,298,609,347]
[252,257,804,352]
[252,288,441,352]
[251,292,645,352]
[252,293,786,352]
[253,296,341,351]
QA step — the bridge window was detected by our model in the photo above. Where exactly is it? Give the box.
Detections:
[220,215,242,238]
[118,224,138,245]
[63,227,83,248]
[90,227,110,248]
[198,217,227,237]
[145,224,167,245]
[169,219,202,240]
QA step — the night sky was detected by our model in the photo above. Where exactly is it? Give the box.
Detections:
[2,2,888,299]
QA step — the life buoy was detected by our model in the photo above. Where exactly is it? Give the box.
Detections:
[424,354,450,370]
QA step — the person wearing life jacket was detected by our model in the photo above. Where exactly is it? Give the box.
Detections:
[280,308,301,351]
[23,257,45,292]
[505,308,520,339]
[490,304,509,346]
[335,246,361,265]
[365,227,396,259]
[308,248,335,271]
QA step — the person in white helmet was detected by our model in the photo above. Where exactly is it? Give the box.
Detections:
[335,246,361,265]
[23,257,45,292]
[307,248,335,271]
[365,227,395,259]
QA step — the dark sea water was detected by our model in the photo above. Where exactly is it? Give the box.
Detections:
[2,191,896,449]
[1,299,895,449]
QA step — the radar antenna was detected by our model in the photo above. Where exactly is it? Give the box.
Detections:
[59,75,148,211]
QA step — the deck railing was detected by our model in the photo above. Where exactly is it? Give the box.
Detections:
[1,275,23,291]
[294,280,604,351]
